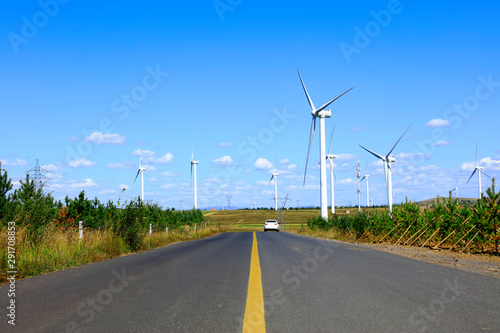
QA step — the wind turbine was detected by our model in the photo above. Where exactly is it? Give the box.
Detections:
[269,168,279,211]
[359,125,412,214]
[451,179,459,199]
[356,161,361,212]
[299,68,353,220]
[134,158,146,202]
[190,146,199,209]
[360,160,371,207]
[326,124,337,214]
[466,143,490,199]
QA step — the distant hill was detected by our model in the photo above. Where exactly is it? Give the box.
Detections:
[415,197,478,207]
[201,206,240,211]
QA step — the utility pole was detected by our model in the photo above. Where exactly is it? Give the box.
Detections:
[356,161,361,212]
[279,194,291,231]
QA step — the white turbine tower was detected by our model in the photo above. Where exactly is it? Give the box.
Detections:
[466,143,490,200]
[359,125,412,215]
[356,161,361,212]
[190,147,199,209]
[298,68,353,220]
[360,160,371,207]
[134,158,146,203]
[269,168,279,211]
[326,125,337,214]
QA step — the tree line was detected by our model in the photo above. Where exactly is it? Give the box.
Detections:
[0,163,204,250]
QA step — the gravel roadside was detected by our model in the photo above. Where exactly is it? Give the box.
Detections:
[356,241,500,279]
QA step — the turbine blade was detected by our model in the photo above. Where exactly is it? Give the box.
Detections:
[359,145,384,161]
[191,144,194,161]
[191,163,193,180]
[386,124,412,158]
[482,170,491,178]
[360,176,366,182]
[304,117,316,185]
[327,124,335,155]
[316,87,354,113]
[475,142,478,165]
[297,68,316,111]
[269,175,274,185]
[333,170,337,181]
[466,169,477,184]
[133,169,140,184]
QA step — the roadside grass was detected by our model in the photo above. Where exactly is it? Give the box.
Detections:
[0,224,225,283]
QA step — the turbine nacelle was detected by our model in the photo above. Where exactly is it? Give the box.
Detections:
[313,109,332,118]
[326,154,337,160]
[388,156,396,163]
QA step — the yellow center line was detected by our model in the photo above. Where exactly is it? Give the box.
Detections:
[242,232,266,333]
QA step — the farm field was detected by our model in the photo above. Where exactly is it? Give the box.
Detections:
[203,207,387,232]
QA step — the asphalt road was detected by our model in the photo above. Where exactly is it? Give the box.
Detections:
[1,232,499,332]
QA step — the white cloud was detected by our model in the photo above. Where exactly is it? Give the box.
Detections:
[84,132,125,145]
[161,171,178,177]
[105,162,131,169]
[212,155,235,165]
[425,118,450,128]
[72,179,97,188]
[217,142,233,148]
[142,164,156,171]
[478,157,500,171]
[397,152,430,160]
[120,184,130,190]
[287,164,299,171]
[46,172,63,181]
[68,158,96,168]
[53,178,97,189]
[335,154,357,161]
[279,159,290,164]
[156,153,174,164]
[131,149,174,165]
[161,184,175,189]
[431,140,451,147]
[338,178,354,185]
[131,149,156,158]
[100,189,117,195]
[42,164,62,172]
[350,126,364,132]
[0,158,27,167]
[254,158,273,170]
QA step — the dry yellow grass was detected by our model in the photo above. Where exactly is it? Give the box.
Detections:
[0,224,225,283]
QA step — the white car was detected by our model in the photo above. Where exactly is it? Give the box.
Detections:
[264,219,279,232]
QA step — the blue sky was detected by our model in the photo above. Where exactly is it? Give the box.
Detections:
[1,0,499,209]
